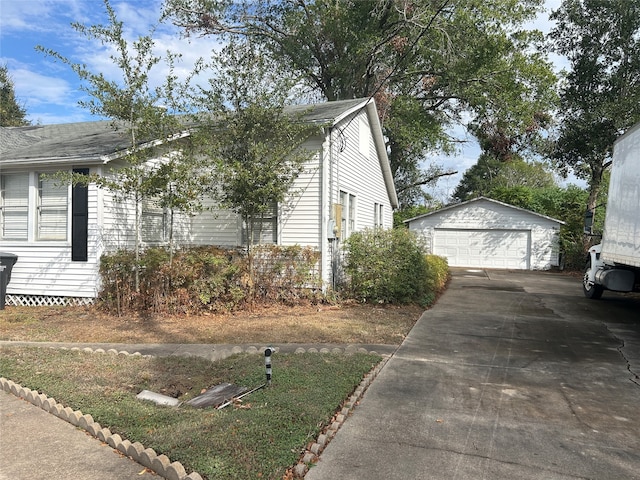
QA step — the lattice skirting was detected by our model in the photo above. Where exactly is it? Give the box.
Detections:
[5,294,95,307]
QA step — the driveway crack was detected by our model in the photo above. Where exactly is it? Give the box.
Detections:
[603,323,640,388]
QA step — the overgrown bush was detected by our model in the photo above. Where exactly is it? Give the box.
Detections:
[423,254,449,305]
[343,228,446,305]
[252,245,323,304]
[98,245,322,316]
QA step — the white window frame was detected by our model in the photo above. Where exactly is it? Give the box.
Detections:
[0,172,29,240]
[340,190,357,238]
[242,203,278,246]
[0,171,69,242]
[141,197,168,244]
[37,173,68,240]
[374,202,384,228]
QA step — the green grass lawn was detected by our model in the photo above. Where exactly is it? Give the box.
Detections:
[0,347,381,480]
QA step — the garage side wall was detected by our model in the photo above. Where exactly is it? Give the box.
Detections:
[407,200,561,270]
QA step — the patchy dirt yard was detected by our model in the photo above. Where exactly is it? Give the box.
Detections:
[0,302,425,345]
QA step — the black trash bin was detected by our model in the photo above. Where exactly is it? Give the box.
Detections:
[0,252,18,310]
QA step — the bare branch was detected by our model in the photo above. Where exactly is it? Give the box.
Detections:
[397,170,458,193]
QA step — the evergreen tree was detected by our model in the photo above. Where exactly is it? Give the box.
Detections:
[0,65,30,126]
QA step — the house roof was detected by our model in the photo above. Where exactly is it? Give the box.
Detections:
[286,98,370,125]
[0,120,134,167]
[0,98,371,166]
[403,196,565,225]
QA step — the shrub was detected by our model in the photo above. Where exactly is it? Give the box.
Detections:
[425,254,449,291]
[343,228,436,304]
[423,254,449,306]
[251,245,323,304]
[98,245,322,316]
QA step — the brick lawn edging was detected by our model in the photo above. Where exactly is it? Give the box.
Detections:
[1,345,392,479]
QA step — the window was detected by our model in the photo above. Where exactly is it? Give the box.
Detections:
[242,203,278,246]
[374,203,384,228]
[349,194,356,233]
[38,174,68,240]
[340,191,356,238]
[0,172,69,242]
[141,198,168,243]
[1,173,28,240]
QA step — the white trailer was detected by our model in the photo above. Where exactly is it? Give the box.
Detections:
[583,121,640,298]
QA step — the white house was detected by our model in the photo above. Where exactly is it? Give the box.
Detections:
[0,98,398,306]
[405,197,564,270]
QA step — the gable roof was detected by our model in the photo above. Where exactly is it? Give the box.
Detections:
[404,196,565,225]
[0,98,373,166]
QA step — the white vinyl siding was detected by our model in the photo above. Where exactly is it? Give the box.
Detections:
[279,141,323,247]
[359,115,370,158]
[1,243,100,298]
[37,174,68,240]
[3,174,101,298]
[188,197,240,247]
[334,109,392,235]
[1,173,29,240]
[3,100,398,299]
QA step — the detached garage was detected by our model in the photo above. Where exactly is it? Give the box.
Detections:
[405,197,564,270]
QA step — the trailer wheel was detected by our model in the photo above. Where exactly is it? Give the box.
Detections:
[583,258,604,299]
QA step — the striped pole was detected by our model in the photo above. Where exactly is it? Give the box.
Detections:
[264,347,273,386]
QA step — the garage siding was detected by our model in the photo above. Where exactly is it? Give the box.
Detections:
[407,198,562,270]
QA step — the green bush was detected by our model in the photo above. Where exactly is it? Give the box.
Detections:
[425,254,449,291]
[343,228,443,304]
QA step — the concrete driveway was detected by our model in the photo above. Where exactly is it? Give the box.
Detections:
[306,269,640,480]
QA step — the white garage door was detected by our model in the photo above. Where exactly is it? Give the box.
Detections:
[433,229,531,269]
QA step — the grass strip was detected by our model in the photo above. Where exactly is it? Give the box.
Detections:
[0,347,381,479]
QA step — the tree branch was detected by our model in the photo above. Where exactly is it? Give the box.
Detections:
[397,170,458,193]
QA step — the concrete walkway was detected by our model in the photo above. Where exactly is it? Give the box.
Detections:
[0,391,155,480]
[2,269,639,480]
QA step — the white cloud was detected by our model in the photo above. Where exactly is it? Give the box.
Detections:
[11,67,74,106]
[0,0,90,33]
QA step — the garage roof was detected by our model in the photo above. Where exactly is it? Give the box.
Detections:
[404,196,565,225]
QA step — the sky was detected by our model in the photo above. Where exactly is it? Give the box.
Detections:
[0,0,574,199]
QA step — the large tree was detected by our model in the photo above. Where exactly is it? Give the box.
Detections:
[0,65,30,126]
[549,0,640,219]
[452,154,556,202]
[38,0,205,289]
[163,0,557,207]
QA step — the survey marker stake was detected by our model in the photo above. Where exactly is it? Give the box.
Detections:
[265,347,273,386]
